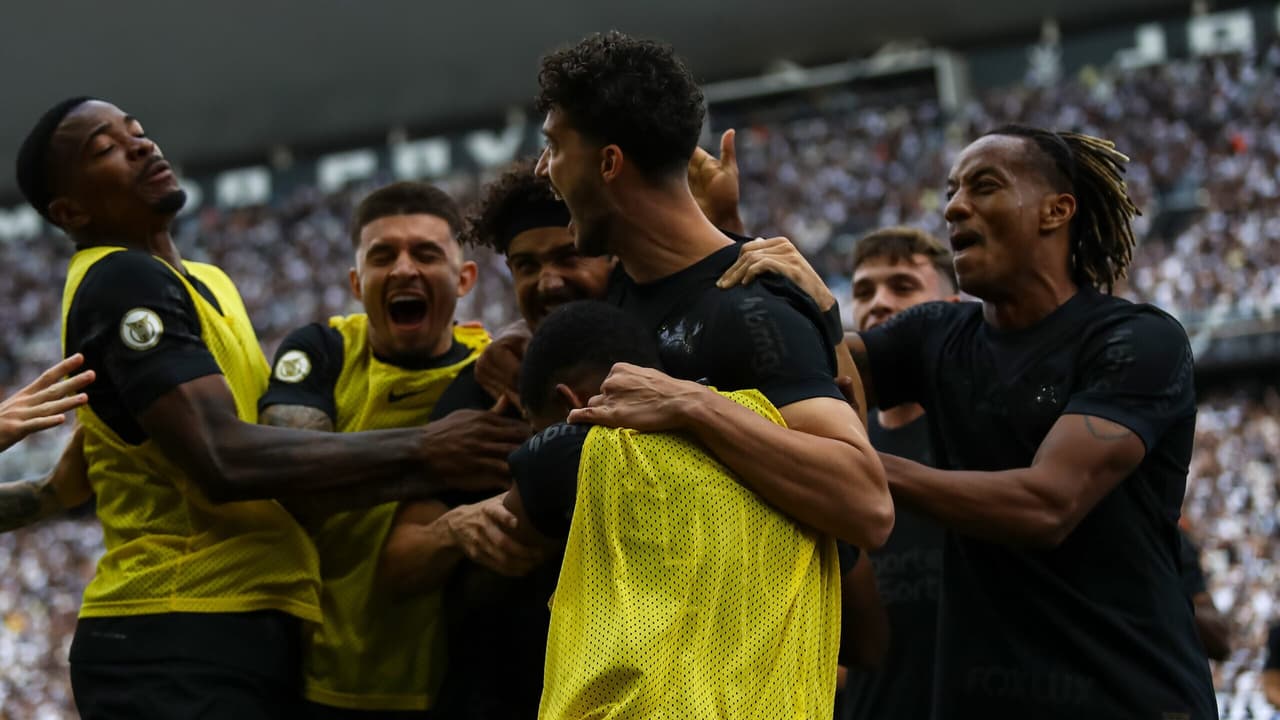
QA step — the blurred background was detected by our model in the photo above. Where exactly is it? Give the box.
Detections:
[1,1,1278,717]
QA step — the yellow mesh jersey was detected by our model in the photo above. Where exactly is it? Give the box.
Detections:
[303,314,489,711]
[60,246,321,622]
[540,389,842,720]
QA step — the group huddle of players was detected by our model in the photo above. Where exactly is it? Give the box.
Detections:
[0,29,1222,720]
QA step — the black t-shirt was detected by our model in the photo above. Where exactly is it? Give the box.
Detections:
[426,372,560,720]
[842,413,943,720]
[605,239,842,407]
[1178,530,1208,598]
[861,289,1215,719]
[64,250,224,444]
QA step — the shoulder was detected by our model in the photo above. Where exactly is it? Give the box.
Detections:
[1078,298,1193,375]
[509,422,590,488]
[279,322,344,355]
[76,250,184,302]
[429,364,500,419]
[270,322,343,383]
[1088,296,1189,344]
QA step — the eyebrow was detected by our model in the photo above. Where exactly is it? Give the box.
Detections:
[80,115,139,154]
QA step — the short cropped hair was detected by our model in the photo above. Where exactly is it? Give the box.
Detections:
[536,31,705,179]
[464,159,569,256]
[15,96,94,222]
[851,226,956,292]
[520,300,661,417]
[351,181,462,248]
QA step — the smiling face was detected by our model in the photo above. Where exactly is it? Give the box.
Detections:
[350,213,477,363]
[852,254,953,331]
[46,100,186,236]
[506,226,614,329]
[535,107,614,257]
[943,134,1072,300]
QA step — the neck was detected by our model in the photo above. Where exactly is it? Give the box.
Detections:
[979,264,1078,331]
[369,327,455,368]
[78,226,183,270]
[610,180,731,284]
[878,403,925,430]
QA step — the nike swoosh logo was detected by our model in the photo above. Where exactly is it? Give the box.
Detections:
[388,388,429,403]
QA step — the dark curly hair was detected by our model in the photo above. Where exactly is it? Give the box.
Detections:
[986,124,1140,293]
[536,31,705,179]
[464,159,567,255]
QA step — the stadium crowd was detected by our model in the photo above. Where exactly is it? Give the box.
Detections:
[1,42,1279,718]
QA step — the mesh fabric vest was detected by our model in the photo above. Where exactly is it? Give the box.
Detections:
[539,389,841,720]
[302,314,489,711]
[60,245,321,622]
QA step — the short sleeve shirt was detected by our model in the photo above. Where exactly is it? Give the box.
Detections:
[64,250,224,444]
[860,289,1214,719]
[606,240,842,407]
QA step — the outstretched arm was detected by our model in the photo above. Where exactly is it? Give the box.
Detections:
[0,426,92,532]
[885,414,1145,548]
[146,377,525,504]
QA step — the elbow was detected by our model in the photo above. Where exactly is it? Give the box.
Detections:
[844,453,893,550]
[190,447,253,504]
[1026,505,1080,550]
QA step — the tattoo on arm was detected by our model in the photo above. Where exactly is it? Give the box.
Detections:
[260,405,335,432]
[0,477,60,533]
[1083,415,1131,441]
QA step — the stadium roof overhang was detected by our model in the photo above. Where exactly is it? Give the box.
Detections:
[0,0,1194,198]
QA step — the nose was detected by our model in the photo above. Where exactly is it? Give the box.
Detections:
[538,267,565,294]
[944,191,970,224]
[534,147,550,177]
[389,250,418,278]
[869,284,896,319]
[127,135,158,162]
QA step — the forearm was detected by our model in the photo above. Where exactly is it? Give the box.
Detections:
[0,476,63,532]
[192,418,426,503]
[840,555,889,669]
[884,454,1070,548]
[683,394,890,548]
[380,506,464,594]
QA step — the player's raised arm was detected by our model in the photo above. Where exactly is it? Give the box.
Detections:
[145,375,523,504]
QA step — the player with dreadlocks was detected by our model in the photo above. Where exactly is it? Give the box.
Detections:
[725,124,1215,719]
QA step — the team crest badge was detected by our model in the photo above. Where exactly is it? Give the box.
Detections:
[274,350,312,383]
[119,308,164,351]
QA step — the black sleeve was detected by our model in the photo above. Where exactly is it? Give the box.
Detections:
[860,301,957,410]
[1178,531,1207,598]
[508,422,589,540]
[708,286,843,408]
[1063,309,1196,452]
[428,364,497,421]
[1267,624,1280,671]
[67,251,221,417]
[257,323,343,421]
[821,301,845,348]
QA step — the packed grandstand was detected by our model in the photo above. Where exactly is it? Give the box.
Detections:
[0,36,1278,720]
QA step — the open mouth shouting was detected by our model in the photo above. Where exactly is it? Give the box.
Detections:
[386,291,429,330]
